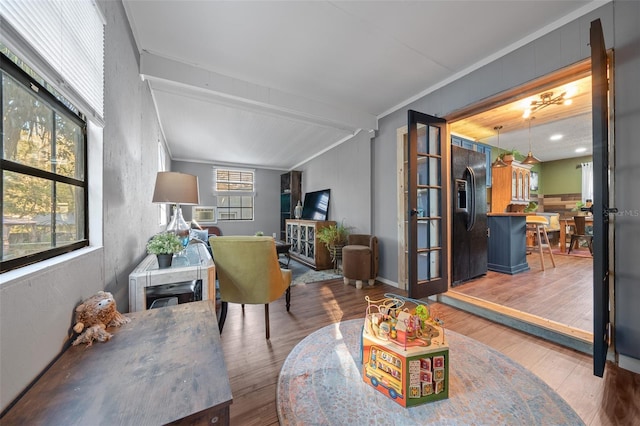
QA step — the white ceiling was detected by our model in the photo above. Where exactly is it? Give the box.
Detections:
[122,1,604,169]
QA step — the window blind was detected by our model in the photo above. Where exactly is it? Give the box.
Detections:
[0,0,104,119]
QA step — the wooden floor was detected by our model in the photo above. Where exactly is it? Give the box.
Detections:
[451,247,594,332]
[218,277,640,426]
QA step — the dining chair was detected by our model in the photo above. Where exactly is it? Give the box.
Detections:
[209,236,292,339]
[568,215,593,255]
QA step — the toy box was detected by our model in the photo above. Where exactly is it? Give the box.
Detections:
[362,294,448,407]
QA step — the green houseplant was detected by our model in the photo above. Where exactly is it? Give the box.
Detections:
[499,148,522,162]
[572,201,586,215]
[317,222,350,270]
[146,232,183,268]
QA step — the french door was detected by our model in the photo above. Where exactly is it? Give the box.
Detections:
[407,110,449,299]
[590,18,614,378]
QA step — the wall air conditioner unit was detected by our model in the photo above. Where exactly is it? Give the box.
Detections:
[192,206,217,224]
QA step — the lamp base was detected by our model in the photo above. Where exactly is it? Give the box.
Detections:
[167,206,190,247]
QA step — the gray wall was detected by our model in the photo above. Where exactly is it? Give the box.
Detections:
[172,161,281,237]
[298,130,372,235]
[0,0,166,410]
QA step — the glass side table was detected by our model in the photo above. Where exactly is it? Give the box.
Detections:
[128,242,216,312]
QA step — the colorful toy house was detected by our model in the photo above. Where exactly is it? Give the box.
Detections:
[362,294,449,407]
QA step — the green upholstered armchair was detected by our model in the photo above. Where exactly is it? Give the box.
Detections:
[209,236,292,339]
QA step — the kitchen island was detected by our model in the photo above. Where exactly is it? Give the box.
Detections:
[487,213,530,274]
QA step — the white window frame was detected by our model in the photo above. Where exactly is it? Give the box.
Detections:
[213,167,255,222]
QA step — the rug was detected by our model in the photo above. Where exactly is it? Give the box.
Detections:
[277,319,584,425]
[291,269,342,286]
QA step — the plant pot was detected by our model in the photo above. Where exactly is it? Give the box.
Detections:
[156,254,173,269]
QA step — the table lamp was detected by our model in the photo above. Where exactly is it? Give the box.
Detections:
[152,171,200,246]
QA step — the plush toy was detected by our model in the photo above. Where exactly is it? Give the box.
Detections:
[72,291,130,346]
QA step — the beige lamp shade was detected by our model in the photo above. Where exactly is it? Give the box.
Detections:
[152,172,200,205]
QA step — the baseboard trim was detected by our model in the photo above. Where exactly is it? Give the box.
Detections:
[437,291,593,354]
[618,354,640,375]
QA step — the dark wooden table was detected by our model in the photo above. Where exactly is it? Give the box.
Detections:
[275,240,292,267]
[2,300,232,425]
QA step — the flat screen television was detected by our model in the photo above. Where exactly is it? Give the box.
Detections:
[301,189,330,221]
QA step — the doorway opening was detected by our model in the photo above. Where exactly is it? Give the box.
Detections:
[397,60,598,352]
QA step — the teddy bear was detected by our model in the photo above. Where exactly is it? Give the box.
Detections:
[72,291,130,346]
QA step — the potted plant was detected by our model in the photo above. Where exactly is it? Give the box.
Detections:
[317,222,350,270]
[571,201,586,215]
[499,148,521,163]
[146,232,183,268]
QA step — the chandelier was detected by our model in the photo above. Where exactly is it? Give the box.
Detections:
[522,91,572,118]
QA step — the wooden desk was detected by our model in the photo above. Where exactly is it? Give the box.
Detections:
[560,216,594,253]
[2,301,232,425]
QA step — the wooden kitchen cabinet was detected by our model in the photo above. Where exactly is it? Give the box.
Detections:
[490,160,532,213]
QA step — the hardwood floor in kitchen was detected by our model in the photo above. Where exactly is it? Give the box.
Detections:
[451,248,593,332]
[217,272,639,426]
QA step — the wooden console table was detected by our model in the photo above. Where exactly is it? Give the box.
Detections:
[2,300,233,425]
[285,219,335,270]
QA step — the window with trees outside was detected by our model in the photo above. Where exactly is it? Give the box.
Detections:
[214,168,254,221]
[1,55,88,273]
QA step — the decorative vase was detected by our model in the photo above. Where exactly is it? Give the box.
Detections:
[294,200,303,219]
[166,206,190,247]
[157,253,173,269]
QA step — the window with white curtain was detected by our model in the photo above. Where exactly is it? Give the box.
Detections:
[0,0,104,272]
[0,0,105,120]
[581,162,593,203]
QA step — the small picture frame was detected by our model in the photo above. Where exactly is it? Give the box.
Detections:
[530,171,539,191]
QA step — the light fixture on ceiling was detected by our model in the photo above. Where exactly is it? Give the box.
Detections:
[522,91,573,118]
[521,117,540,165]
[491,125,508,168]
[575,147,587,153]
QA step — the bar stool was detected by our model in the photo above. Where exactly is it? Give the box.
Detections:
[526,215,556,271]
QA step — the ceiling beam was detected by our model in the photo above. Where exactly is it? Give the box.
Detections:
[139,51,377,133]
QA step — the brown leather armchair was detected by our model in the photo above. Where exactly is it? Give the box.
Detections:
[342,234,379,289]
[209,236,292,339]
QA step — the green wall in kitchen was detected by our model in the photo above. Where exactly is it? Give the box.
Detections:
[539,155,592,194]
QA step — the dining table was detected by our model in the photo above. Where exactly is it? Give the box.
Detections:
[559,215,594,253]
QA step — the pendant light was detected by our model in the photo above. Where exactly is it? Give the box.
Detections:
[522,117,541,165]
[491,125,508,168]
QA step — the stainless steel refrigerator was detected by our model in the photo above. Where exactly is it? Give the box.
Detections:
[451,145,488,285]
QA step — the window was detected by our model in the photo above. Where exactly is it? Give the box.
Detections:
[214,168,254,221]
[1,55,88,273]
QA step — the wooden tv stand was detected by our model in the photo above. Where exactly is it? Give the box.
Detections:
[2,301,232,425]
[286,219,335,270]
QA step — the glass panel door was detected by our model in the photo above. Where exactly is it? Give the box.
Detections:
[407,110,449,298]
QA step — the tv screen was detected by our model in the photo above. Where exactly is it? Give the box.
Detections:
[301,189,330,221]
